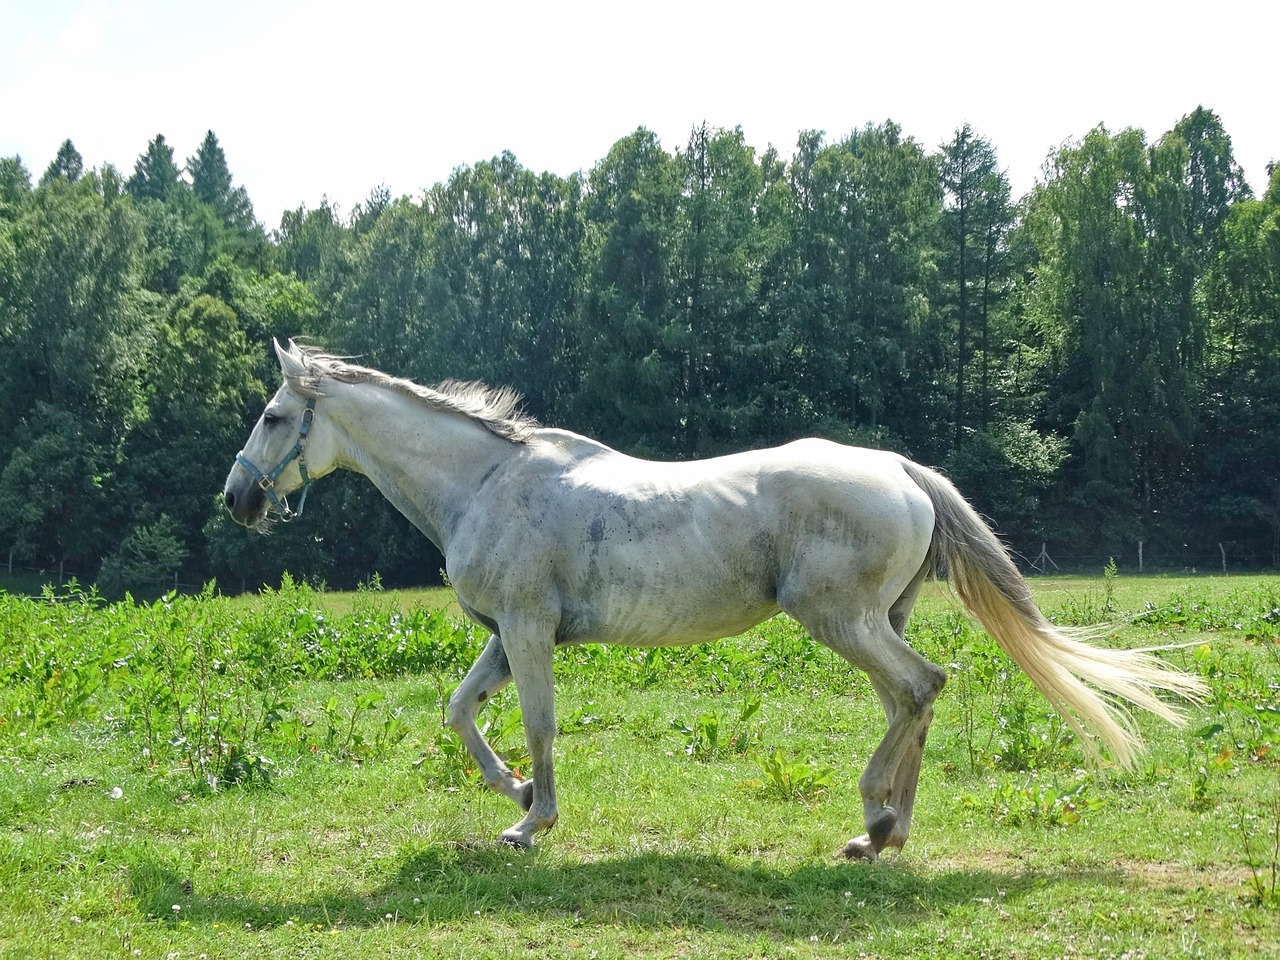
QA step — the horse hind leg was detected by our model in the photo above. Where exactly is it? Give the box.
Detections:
[799,607,945,861]
[852,672,936,858]
[872,562,935,851]
[888,556,931,641]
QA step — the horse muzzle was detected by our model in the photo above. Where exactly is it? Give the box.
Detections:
[223,470,270,528]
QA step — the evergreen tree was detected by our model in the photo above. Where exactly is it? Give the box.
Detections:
[941,125,1013,446]
[187,130,257,230]
[189,130,232,208]
[40,139,84,185]
[126,134,181,201]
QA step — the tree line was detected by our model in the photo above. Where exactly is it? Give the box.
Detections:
[1,109,1276,596]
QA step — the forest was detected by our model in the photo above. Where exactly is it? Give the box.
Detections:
[0,108,1277,596]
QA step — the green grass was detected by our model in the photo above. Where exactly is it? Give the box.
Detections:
[2,573,1279,958]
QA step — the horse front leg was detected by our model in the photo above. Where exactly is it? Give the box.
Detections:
[492,622,560,849]
[445,635,532,810]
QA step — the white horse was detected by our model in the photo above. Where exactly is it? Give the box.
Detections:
[224,340,1205,859]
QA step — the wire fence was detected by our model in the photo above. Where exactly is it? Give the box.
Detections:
[1,549,201,597]
[1018,542,1279,576]
[4,542,1278,603]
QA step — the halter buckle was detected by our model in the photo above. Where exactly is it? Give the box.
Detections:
[236,399,318,522]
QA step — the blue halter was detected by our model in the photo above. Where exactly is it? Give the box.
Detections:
[235,398,317,522]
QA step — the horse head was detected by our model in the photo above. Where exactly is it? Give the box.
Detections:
[223,339,338,530]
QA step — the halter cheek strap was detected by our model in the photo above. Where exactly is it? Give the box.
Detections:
[235,398,317,522]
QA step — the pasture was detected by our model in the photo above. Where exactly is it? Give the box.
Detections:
[1,573,1278,958]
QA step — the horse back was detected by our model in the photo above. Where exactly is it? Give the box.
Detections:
[447,437,935,647]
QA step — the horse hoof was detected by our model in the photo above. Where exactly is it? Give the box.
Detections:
[499,829,534,850]
[841,835,878,861]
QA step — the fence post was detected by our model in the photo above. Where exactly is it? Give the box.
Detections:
[1138,540,1144,574]
[1219,543,1227,575]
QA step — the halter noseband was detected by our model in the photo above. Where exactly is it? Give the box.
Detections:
[235,398,317,522]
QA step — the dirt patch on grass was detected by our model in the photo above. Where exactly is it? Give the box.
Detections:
[929,847,1254,894]
[1114,857,1256,894]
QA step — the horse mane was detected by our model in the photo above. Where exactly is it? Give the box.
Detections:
[285,344,538,443]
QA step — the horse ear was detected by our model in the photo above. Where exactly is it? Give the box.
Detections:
[274,338,306,380]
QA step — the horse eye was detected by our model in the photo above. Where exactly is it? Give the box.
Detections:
[263,412,281,426]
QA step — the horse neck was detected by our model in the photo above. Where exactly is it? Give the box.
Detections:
[328,380,514,552]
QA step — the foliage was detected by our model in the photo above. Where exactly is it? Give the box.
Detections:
[942,418,1068,544]
[960,777,1104,827]
[1023,124,1204,555]
[755,747,836,802]
[929,612,1072,771]
[671,695,762,760]
[0,107,1276,596]
[0,578,486,790]
[96,515,188,597]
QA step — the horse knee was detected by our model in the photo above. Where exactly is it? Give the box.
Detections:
[445,687,483,732]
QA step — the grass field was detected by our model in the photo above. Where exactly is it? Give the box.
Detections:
[1,573,1278,958]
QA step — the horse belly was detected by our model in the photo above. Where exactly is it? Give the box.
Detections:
[556,533,779,647]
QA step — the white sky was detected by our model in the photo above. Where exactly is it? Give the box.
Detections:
[2,0,1275,229]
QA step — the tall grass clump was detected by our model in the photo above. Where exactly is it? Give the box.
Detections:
[0,577,487,790]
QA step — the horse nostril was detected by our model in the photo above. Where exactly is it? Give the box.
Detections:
[224,490,236,510]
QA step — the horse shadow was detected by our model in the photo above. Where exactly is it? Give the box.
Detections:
[129,841,1119,937]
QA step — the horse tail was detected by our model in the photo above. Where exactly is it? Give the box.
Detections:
[898,458,1207,769]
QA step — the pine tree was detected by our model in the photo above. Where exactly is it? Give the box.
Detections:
[187,130,255,227]
[941,125,1013,445]
[126,134,181,201]
[40,139,84,185]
